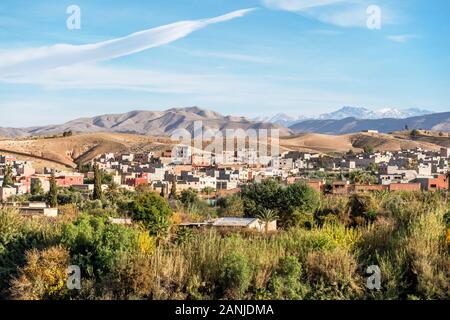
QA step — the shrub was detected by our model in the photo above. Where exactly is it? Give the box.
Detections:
[217,251,251,299]
[280,182,320,227]
[130,191,172,238]
[61,215,140,277]
[268,256,307,299]
[405,210,449,299]
[217,194,244,217]
[306,248,362,299]
[180,189,199,207]
[10,246,70,300]
[347,193,377,225]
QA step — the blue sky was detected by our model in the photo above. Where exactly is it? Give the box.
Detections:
[0,0,449,127]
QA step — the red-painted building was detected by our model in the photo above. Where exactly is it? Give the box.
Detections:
[416,175,448,191]
[388,183,421,192]
[125,177,149,187]
[55,175,84,187]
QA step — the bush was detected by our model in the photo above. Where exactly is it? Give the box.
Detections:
[61,215,140,277]
[130,191,172,238]
[305,248,362,299]
[268,256,307,299]
[217,194,244,217]
[10,246,70,300]
[347,193,377,225]
[280,182,320,227]
[179,189,199,208]
[217,251,252,299]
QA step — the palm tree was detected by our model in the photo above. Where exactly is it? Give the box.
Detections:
[105,181,120,205]
[256,208,279,233]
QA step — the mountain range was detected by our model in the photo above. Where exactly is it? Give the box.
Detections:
[0,106,448,138]
[0,107,292,138]
[253,107,433,127]
[289,112,450,134]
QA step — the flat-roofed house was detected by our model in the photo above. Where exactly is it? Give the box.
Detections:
[180,217,277,232]
[2,202,58,217]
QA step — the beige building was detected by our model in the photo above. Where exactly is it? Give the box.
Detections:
[0,187,17,202]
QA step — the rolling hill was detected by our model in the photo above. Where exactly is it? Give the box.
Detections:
[0,133,175,170]
[0,130,448,172]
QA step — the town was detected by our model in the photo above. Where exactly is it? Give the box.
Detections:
[1,144,449,226]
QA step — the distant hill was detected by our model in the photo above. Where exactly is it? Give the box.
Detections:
[289,112,450,134]
[0,107,292,138]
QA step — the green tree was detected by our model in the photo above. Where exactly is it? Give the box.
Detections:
[280,182,320,227]
[2,165,13,187]
[180,189,199,208]
[47,172,58,208]
[256,208,279,233]
[105,181,120,207]
[93,164,102,201]
[169,176,177,199]
[217,194,244,217]
[130,191,172,238]
[241,179,283,217]
[349,170,377,185]
[30,179,44,195]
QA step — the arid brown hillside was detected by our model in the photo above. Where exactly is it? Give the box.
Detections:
[0,133,174,170]
[0,131,447,171]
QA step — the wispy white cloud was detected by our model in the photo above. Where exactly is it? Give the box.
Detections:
[180,49,275,63]
[263,0,347,11]
[0,8,255,76]
[262,0,397,28]
[386,34,420,43]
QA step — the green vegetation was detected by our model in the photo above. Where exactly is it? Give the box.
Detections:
[216,194,244,217]
[241,180,320,227]
[0,179,449,300]
[93,164,103,201]
[30,179,44,195]
[2,165,13,187]
[47,172,58,208]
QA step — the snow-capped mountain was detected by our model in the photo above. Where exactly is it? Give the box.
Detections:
[254,107,434,126]
[317,107,433,120]
[252,113,308,127]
